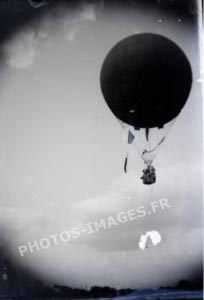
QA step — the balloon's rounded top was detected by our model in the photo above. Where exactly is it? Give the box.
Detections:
[100,33,192,128]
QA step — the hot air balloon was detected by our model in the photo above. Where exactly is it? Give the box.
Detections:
[100,33,192,184]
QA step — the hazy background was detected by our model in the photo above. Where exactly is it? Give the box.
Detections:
[0,0,202,289]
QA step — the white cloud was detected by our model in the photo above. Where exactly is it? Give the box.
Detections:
[3,2,104,69]
[80,3,98,22]
[66,30,76,43]
[0,161,202,288]
[3,27,46,70]
[64,2,104,43]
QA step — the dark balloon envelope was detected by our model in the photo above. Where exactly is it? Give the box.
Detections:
[100,33,192,128]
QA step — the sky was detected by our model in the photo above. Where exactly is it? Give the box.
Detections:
[0,0,202,289]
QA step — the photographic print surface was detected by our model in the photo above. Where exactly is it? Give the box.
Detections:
[0,0,203,299]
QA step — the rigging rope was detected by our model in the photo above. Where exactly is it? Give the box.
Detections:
[142,136,166,155]
[124,152,128,173]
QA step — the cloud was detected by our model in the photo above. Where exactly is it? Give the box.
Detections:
[0,160,202,288]
[3,2,104,69]
[3,28,43,70]
[66,30,76,43]
[80,3,98,22]
[64,2,104,43]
